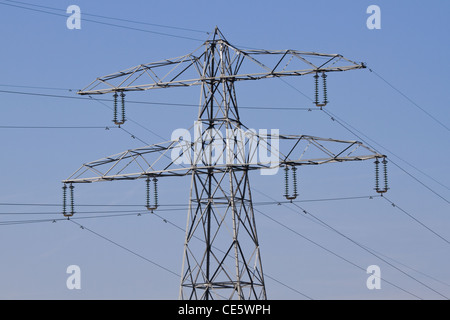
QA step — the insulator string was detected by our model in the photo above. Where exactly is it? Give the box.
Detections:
[292,166,298,198]
[146,176,150,208]
[284,166,298,201]
[146,176,158,211]
[313,72,329,108]
[375,157,389,194]
[153,178,158,208]
[383,158,389,192]
[314,73,319,106]
[62,184,67,216]
[322,72,328,105]
[374,159,380,191]
[284,166,289,197]
[120,92,126,125]
[113,92,118,124]
[69,183,75,216]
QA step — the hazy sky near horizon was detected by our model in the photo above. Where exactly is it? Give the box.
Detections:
[0,0,449,300]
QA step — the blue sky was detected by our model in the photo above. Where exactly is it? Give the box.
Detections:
[0,0,449,299]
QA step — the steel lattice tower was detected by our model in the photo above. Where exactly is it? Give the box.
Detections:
[179,32,266,299]
[62,28,386,300]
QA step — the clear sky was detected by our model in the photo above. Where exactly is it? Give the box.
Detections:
[0,0,449,300]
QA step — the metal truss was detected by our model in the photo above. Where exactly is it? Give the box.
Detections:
[63,134,382,184]
[77,31,364,96]
[64,27,382,300]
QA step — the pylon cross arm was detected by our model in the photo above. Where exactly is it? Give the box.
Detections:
[76,42,365,96]
[62,134,383,184]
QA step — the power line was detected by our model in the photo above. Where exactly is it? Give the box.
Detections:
[368,67,450,133]
[0,83,74,91]
[389,160,450,205]
[70,212,306,300]
[0,203,313,298]
[3,194,446,282]
[1,201,443,299]
[0,1,267,52]
[382,196,450,246]
[84,93,192,177]
[252,188,450,299]
[0,0,205,42]
[1,194,441,299]
[290,202,449,300]
[2,101,447,296]
[254,207,423,300]
[83,198,437,300]
[268,61,450,200]
[0,194,382,210]
[0,125,116,130]
[321,108,450,205]
[68,219,180,278]
[0,0,271,51]
[84,94,167,143]
[0,218,59,226]
[321,108,449,191]
[148,211,314,300]
[0,211,173,225]
[0,209,178,216]
[0,194,388,299]
[0,87,317,111]
[361,242,450,289]
[14,187,448,281]
[84,209,312,299]
[3,0,208,34]
[1,10,444,298]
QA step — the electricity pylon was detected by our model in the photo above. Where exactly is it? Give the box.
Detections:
[62,28,385,300]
